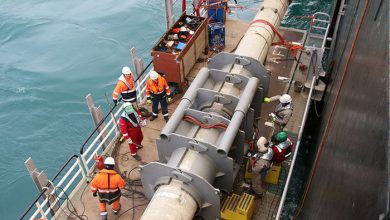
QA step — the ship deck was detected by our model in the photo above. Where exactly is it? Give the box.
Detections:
[65,19,308,220]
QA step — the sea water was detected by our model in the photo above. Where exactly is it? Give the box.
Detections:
[0,0,332,218]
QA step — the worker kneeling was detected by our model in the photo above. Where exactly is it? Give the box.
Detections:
[91,157,125,220]
[251,132,293,196]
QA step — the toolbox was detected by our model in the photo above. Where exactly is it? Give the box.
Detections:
[152,13,208,92]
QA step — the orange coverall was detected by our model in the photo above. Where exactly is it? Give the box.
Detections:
[91,169,125,217]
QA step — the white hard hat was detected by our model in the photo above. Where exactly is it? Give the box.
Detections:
[122,66,132,75]
[180,27,187,32]
[257,137,268,153]
[104,157,115,166]
[279,94,292,104]
[150,71,159,80]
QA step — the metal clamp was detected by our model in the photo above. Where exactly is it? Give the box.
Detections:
[156,135,235,192]
[208,52,270,94]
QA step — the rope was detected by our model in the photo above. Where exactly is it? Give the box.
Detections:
[249,19,306,58]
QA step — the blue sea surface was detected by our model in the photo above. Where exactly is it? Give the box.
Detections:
[0,0,331,218]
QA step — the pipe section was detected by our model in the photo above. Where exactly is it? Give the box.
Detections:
[141,0,289,219]
[140,180,197,220]
[234,0,289,62]
[142,149,217,220]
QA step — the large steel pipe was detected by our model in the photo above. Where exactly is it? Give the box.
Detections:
[141,149,216,220]
[140,180,198,220]
[141,0,289,219]
[207,0,288,126]
[234,0,289,62]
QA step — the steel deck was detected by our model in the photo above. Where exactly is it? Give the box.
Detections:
[66,20,308,220]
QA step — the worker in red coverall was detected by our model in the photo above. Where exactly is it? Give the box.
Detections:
[270,131,293,164]
[119,102,146,161]
[91,157,125,220]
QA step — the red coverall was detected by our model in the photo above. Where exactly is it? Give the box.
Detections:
[119,110,143,156]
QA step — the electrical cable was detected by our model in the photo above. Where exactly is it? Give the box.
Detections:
[54,185,89,220]
[114,165,147,220]
[113,203,149,219]
[183,115,228,129]
[313,99,321,117]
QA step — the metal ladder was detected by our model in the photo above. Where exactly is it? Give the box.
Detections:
[307,12,332,50]
[300,12,332,101]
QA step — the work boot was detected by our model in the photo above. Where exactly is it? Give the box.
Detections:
[136,144,144,149]
[100,213,108,220]
[132,154,142,161]
[150,115,158,121]
[113,205,121,215]
[164,116,169,122]
[247,187,263,199]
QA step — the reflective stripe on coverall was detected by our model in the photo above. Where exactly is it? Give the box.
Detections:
[271,138,293,163]
[113,75,137,103]
[91,169,125,215]
[145,75,171,116]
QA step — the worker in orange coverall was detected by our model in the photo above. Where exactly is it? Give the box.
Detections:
[91,157,125,220]
[112,66,137,105]
[145,70,172,122]
[119,102,146,161]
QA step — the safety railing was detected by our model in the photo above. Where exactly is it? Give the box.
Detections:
[275,49,320,220]
[21,62,154,220]
[79,104,123,174]
[20,104,123,220]
[20,155,84,220]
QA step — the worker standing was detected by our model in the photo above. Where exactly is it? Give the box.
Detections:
[90,157,125,220]
[251,131,293,196]
[112,66,137,105]
[251,136,273,197]
[145,71,172,122]
[119,102,145,161]
[264,94,293,132]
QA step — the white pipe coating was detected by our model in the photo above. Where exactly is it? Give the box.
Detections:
[141,0,290,219]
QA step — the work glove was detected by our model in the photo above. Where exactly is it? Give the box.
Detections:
[93,191,97,197]
[140,119,147,127]
[113,99,118,106]
[167,97,172,103]
[263,97,271,103]
[146,97,152,105]
[269,113,276,122]
[128,138,133,144]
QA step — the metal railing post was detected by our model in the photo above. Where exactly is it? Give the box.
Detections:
[77,158,86,178]
[35,202,46,220]
[80,154,89,174]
